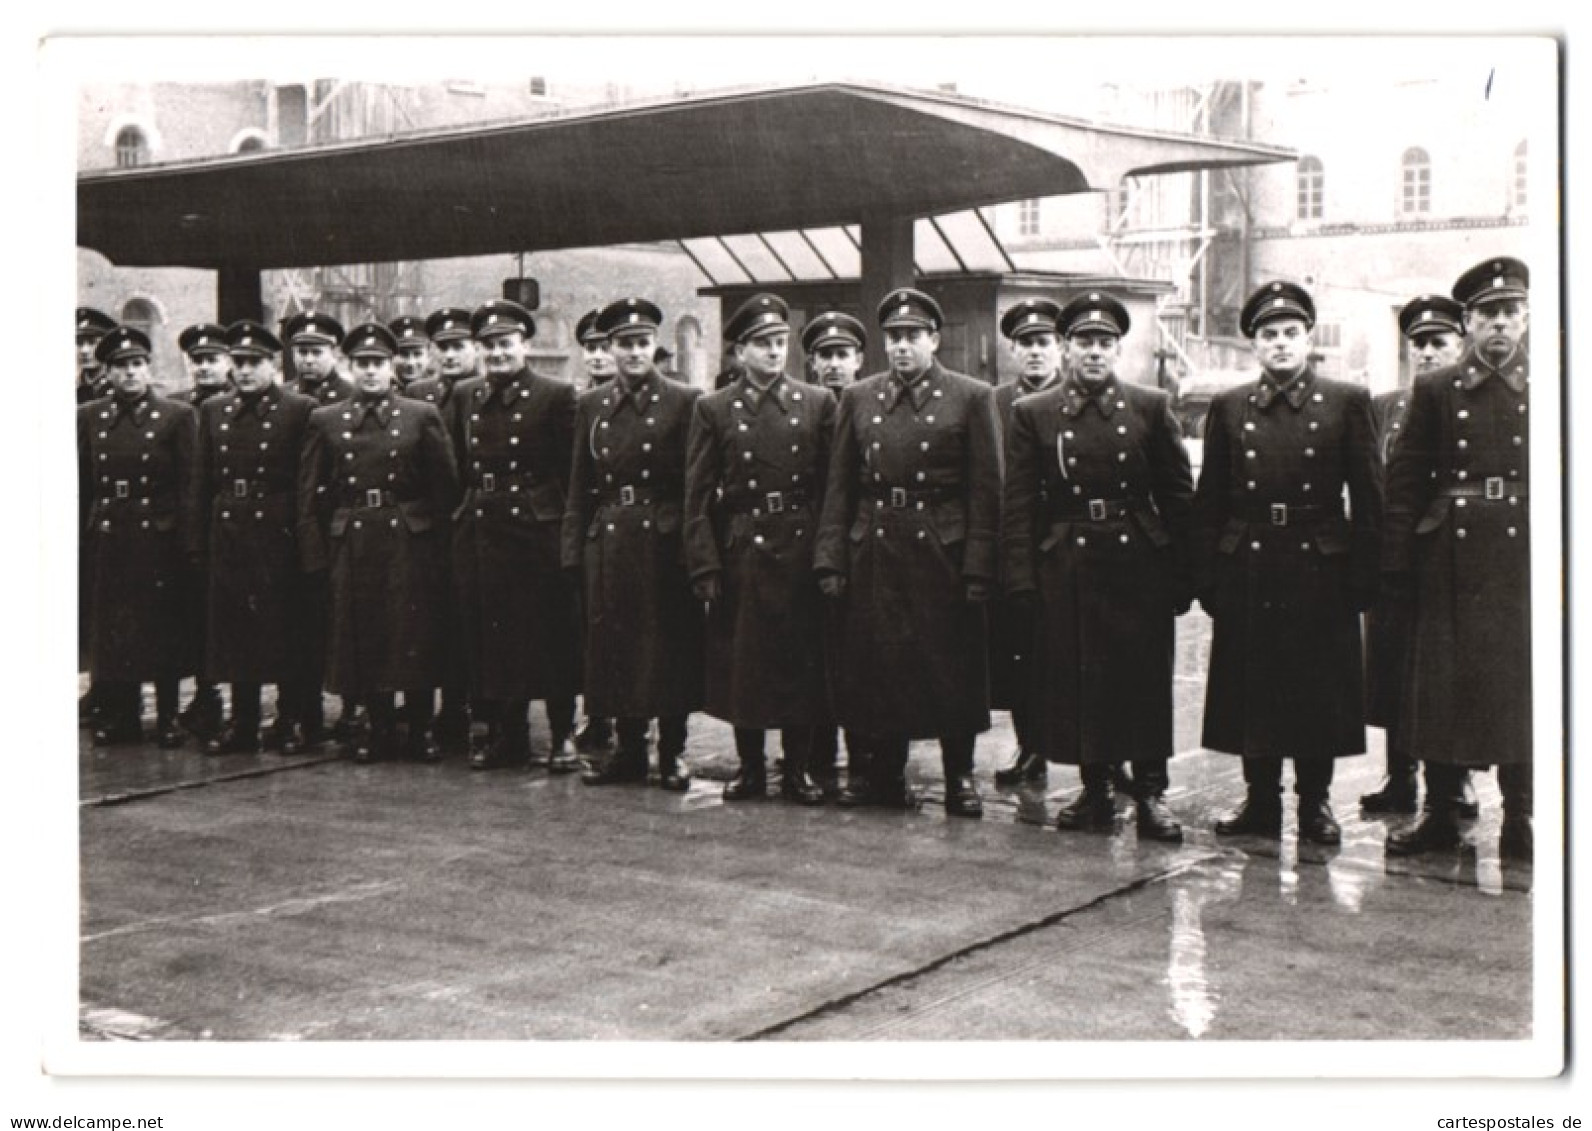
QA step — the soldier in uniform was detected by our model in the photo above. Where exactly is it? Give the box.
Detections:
[188,322,319,755]
[989,299,1067,789]
[390,315,431,392]
[562,298,702,791]
[815,287,1000,818]
[399,307,478,750]
[77,327,197,746]
[571,308,615,753]
[76,308,119,724]
[1360,295,1477,818]
[170,323,236,738]
[282,311,356,742]
[801,311,870,795]
[1193,281,1380,846]
[451,300,582,772]
[76,307,116,405]
[1002,293,1194,840]
[297,322,460,763]
[685,294,833,804]
[1384,258,1533,861]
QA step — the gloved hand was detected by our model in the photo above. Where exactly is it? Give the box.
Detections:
[692,575,723,603]
[818,573,847,600]
[964,580,991,604]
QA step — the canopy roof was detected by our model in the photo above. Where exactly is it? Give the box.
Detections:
[78,79,1293,272]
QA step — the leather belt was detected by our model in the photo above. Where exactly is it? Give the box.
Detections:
[724,488,809,517]
[343,489,409,509]
[473,471,541,494]
[864,484,955,509]
[98,483,174,505]
[221,478,287,500]
[1232,502,1339,527]
[1441,478,1527,500]
[601,484,677,507]
[1049,497,1135,523]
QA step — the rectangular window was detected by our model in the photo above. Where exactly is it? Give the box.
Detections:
[1018,199,1041,237]
[1401,166,1430,215]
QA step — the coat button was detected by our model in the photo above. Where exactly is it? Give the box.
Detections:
[1507,527,1518,537]
[1246,450,1257,459]
[1455,498,1467,508]
[1247,480,1257,490]
[642,519,651,530]
[1301,542,1311,551]
[1456,529,1467,538]
[1457,440,1468,450]
[1250,541,1261,551]
[1120,534,1130,544]
[875,529,884,538]
[391,518,399,528]
[754,535,765,545]
[353,520,362,529]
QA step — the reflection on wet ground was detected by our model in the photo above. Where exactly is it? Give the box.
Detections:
[75,611,1540,1042]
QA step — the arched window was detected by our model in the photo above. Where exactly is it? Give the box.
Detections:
[1513,139,1528,210]
[120,298,158,341]
[114,126,149,168]
[1296,156,1324,220]
[1400,147,1431,216]
[230,129,269,155]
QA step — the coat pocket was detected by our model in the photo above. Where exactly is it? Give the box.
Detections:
[1312,519,1351,555]
[399,503,435,534]
[653,500,683,535]
[527,482,565,522]
[1038,521,1071,554]
[1414,496,1452,535]
[1132,508,1172,548]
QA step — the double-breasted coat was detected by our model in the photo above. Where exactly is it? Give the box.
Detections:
[290,373,355,407]
[1193,367,1381,759]
[814,362,1001,739]
[448,368,581,702]
[1364,389,1413,730]
[187,383,317,684]
[403,373,462,413]
[989,375,1059,712]
[1003,375,1194,765]
[77,392,197,681]
[1382,345,1530,767]
[173,382,232,681]
[685,373,835,727]
[297,392,460,697]
[562,371,704,719]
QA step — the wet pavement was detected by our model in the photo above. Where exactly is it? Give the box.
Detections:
[75,613,1540,1046]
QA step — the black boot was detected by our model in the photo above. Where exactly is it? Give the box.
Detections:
[1055,766,1117,832]
[1132,762,1182,843]
[1214,791,1283,837]
[575,715,613,752]
[354,704,399,764]
[778,727,824,805]
[1297,794,1342,845]
[205,717,262,756]
[1497,764,1533,862]
[546,698,580,773]
[941,736,983,818]
[154,680,184,748]
[993,748,1047,787]
[1359,761,1419,814]
[403,691,441,763]
[471,716,529,770]
[178,684,224,738]
[583,719,650,785]
[1386,805,1463,856]
[1499,816,1533,862]
[726,729,769,800]
[434,690,471,750]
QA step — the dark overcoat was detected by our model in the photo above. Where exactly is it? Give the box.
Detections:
[448,369,581,701]
[814,362,1001,739]
[1003,376,1194,765]
[561,371,703,719]
[402,373,462,413]
[173,382,232,681]
[297,393,459,697]
[1364,389,1413,729]
[1382,346,1530,767]
[290,373,356,407]
[77,392,196,681]
[684,374,835,728]
[989,375,1059,712]
[186,384,317,684]
[1193,367,1381,760]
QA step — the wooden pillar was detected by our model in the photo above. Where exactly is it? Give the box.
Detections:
[216,264,265,324]
[858,215,915,373]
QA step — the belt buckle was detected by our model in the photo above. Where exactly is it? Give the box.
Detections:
[233,479,249,499]
[114,480,129,499]
[1270,503,1288,526]
[481,472,497,493]
[365,488,384,508]
[766,491,784,515]
[620,485,636,506]
[890,487,907,508]
[1484,476,1505,501]
[1088,499,1107,522]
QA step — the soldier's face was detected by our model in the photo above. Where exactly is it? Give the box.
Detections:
[583,340,617,381]
[1465,298,1528,363]
[1015,331,1065,381]
[350,354,395,395]
[884,327,938,380]
[435,338,477,379]
[737,331,788,383]
[293,343,337,381]
[109,356,151,398]
[1065,330,1121,384]
[394,345,429,383]
[479,331,529,377]
[1251,317,1312,377]
[77,334,103,371]
[1409,331,1464,374]
[188,351,234,389]
[811,344,862,389]
[231,354,278,394]
[611,331,657,382]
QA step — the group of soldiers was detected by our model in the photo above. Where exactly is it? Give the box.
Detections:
[74,253,1533,860]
